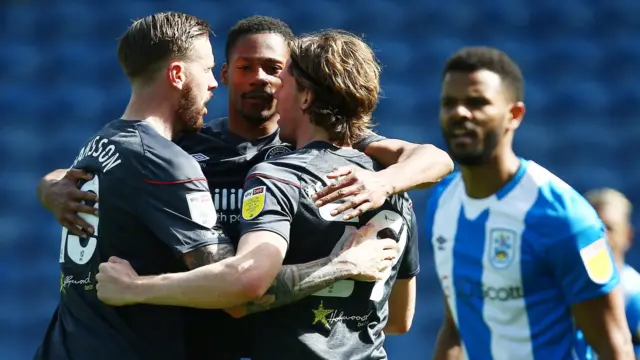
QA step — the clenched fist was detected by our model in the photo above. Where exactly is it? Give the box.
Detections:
[96,256,140,306]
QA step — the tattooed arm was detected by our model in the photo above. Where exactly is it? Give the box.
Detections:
[183,240,357,316]
[224,255,354,318]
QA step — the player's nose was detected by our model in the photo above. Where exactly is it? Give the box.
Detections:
[208,76,219,91]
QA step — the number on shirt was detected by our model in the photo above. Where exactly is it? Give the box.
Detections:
[323,209,408,301]
[59,177,100,265]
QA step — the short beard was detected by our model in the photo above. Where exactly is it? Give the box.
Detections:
[175,82,204,134]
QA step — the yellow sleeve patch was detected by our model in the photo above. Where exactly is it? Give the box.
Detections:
[242,186,266,220]
[579,237,614,284]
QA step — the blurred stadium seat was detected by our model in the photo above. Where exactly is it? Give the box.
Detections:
[2,1,639,358]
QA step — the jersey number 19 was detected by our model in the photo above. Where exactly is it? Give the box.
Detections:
[59,176,100,265]
[316,205,408,301]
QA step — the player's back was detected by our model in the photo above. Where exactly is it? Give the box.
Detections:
[428,158,618,360]
[36,120,211,360]
[245,141,418,360]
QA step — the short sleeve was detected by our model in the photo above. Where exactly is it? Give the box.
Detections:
[397,208,420,279]
[239,164,300,243]
[544,224,619,304]
[626,293,640,344]
[136,159,230,256]
[425,174,458,251]
[352,130,387,153]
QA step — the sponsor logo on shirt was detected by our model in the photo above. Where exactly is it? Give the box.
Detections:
[212,188,244,223]
[311,301,372,330]
[60,272,94,293]
[185,192,217,228]
[242,186,266,220]
[451,279,524,301]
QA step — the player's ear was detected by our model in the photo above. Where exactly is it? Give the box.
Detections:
[221,64,229,85]
[168,61,186,90]
[300,89,313,111]
[508,102,525,130]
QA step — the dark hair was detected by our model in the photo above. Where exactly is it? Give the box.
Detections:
[225,16,295,62]
[288,30,380,146]
[117,12,212,83]
[444,46,524,101]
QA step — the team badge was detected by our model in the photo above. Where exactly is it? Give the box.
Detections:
[264,145,291,160]
[580,237,614,284]
[488,228,517,270]
[242,186,266,220]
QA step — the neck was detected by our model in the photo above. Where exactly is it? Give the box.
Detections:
[122,89,178,140]
[227,107,280,140]
[295,121,330,149]
[460,148,521,199]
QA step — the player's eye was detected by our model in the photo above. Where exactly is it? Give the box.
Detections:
[466,97,489,108]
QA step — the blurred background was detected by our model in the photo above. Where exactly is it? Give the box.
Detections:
[2,0,640,359]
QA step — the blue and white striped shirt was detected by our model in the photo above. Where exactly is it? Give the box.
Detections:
[426,159,619,360]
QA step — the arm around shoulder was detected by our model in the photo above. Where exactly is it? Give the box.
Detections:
[361,137,454,193]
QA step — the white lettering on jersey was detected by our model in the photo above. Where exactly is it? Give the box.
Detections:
[213,188,244,211]
[72,136,122,172]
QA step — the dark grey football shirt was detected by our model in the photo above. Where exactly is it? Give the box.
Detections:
[35,120,228,360]
[175,119,388,359]
[238,141,420,360]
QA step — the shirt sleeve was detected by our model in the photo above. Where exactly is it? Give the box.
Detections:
[397,207,420,279]
[352,130,387,153]
[239,163,300,243]
[135,156,230,256]
[543,222,619,304]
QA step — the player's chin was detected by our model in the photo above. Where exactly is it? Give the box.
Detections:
[450,150,488,166]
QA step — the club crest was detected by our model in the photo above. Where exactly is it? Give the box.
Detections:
[264,145,292,160]
[488,228,517,270]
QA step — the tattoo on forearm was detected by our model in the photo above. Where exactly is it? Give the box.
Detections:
[183,243,236,269]
[241,256,352,315]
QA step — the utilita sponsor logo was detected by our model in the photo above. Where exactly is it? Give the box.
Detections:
[213,188,244,223]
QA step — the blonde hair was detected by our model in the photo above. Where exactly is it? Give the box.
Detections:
[584,187,633,220]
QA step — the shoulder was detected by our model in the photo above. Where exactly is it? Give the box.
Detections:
[427,172,461,208]
[246,157,302,188]
[200,117,229,136]
[352,130,386,151]
[133,124,203,182]
[174,118,227,150]
[522,161,601,239]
